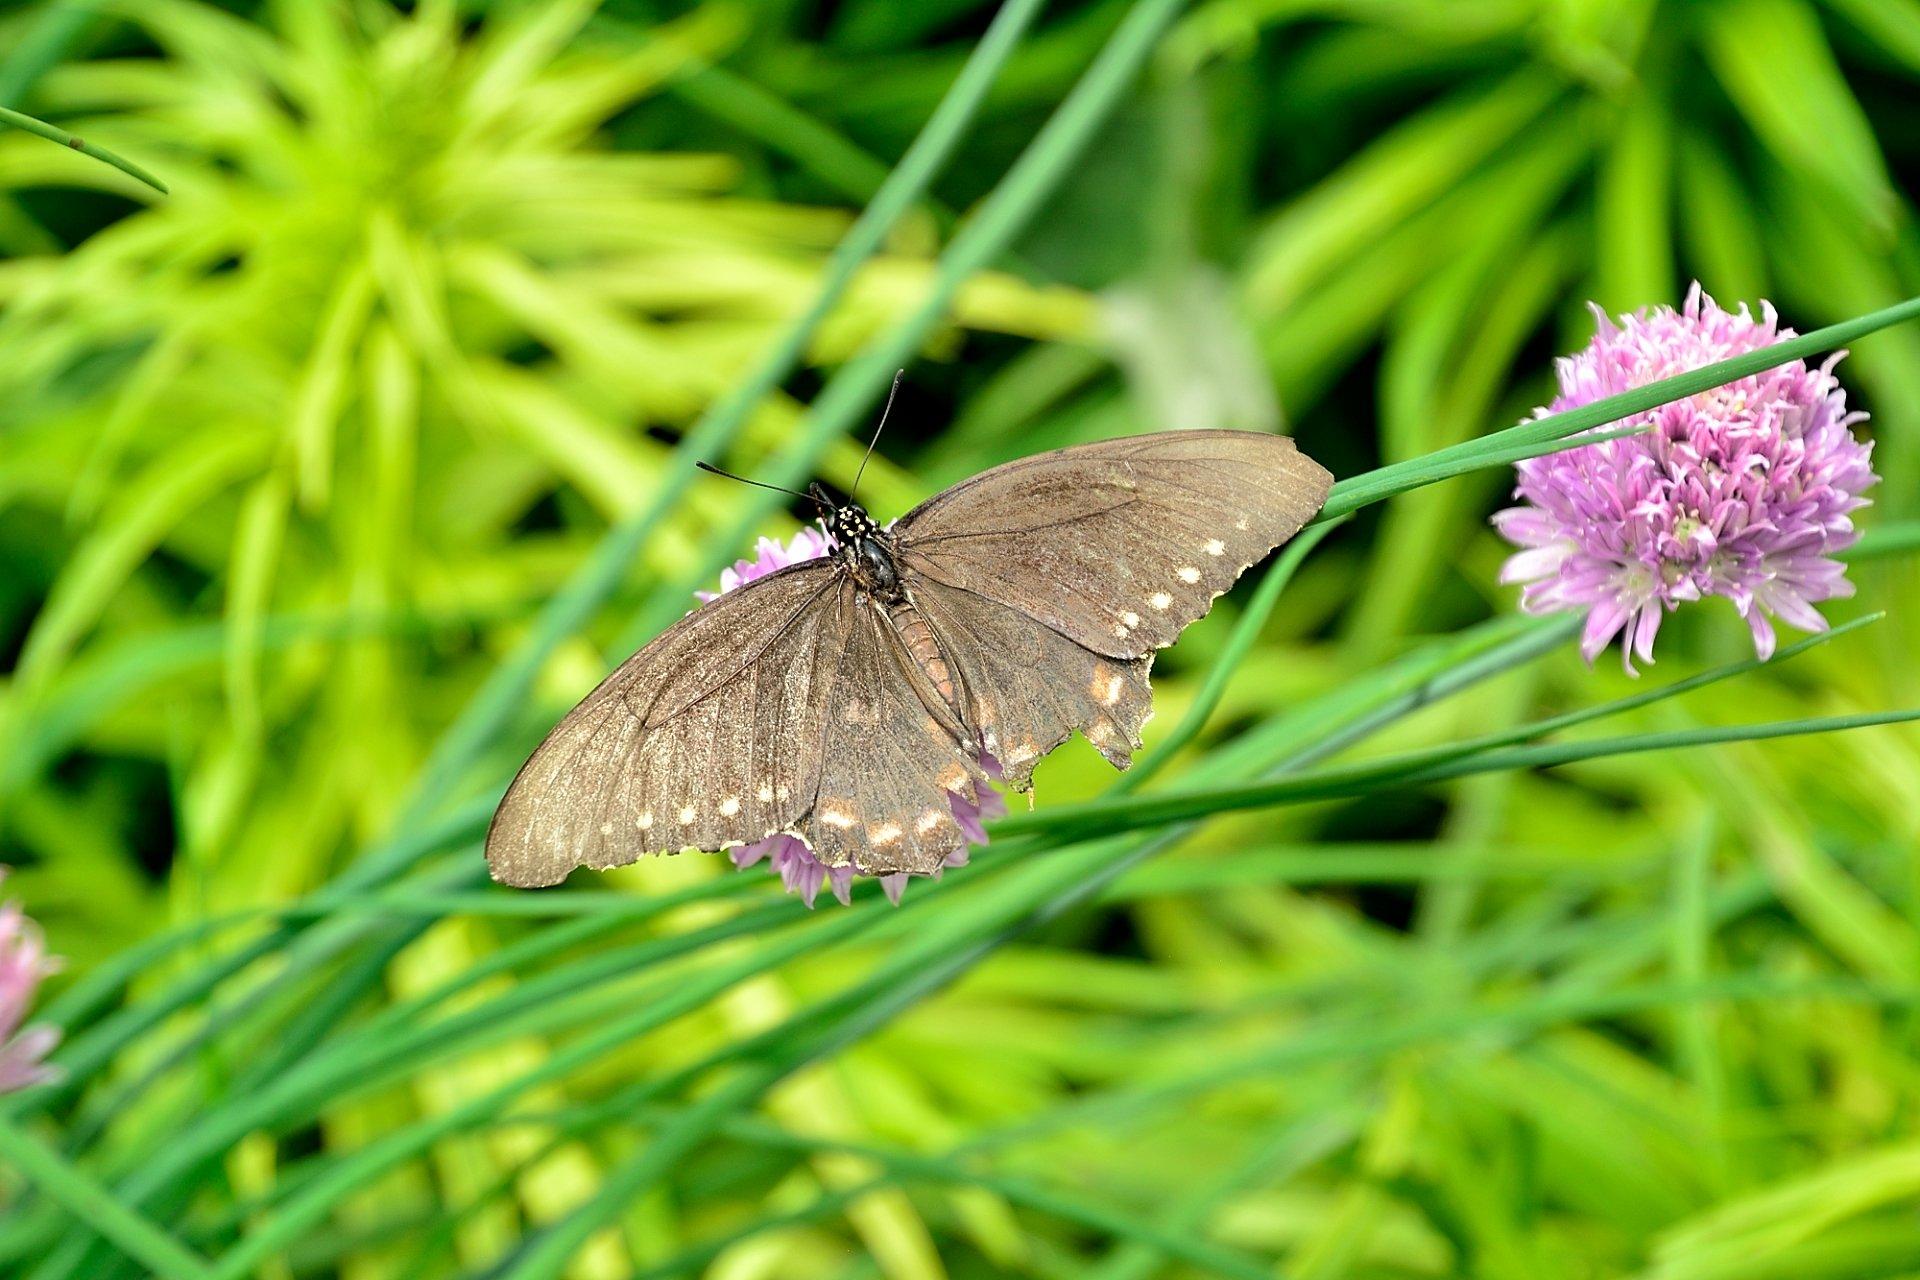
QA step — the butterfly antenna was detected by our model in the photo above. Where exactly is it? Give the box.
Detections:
[851,369,904,501]
[694,461,832,509]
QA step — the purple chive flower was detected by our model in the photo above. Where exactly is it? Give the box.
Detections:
[702,527,1003,906]
[0,872,62,1093]
[1494,283,1876,672]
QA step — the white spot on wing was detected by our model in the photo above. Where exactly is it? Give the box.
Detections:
[719,796,740,817]
[637,811,653,831]
[1178,566,1201,584]
[916,809,945,834]
[757,784,774,803]
[677,805,696,825]
[1150,592,1172,610]
[1234,516,1250,531]
[1122,611,1141,627]
[599,821,615,836]
[822,807,856,829]
[870,823,903,846]
[1205,538,1226,556]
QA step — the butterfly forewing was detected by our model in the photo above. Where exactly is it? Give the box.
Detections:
[895,431,1332,659]
[486,561,844,887]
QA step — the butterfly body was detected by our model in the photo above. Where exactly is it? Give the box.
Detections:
[826,500,907,603]
[487,430,1332,888]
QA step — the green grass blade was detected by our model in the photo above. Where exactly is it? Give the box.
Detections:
[398,0,1049,834]
[625,1115,1280,1280]
[0,104,169,194]
[1120,516,1344,790]
[1012,709,1920,842]
[0,1119,208,1280]
[1317,292,1920,522]
[201,906,889,1280]
[1852,521,1920,560]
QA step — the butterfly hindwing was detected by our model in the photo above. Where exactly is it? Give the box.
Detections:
[807,586,988,875]
[905,573,1153,791]
[894,430,1332,659]
[486,561,845,887]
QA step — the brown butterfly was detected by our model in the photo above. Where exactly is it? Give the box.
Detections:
[486,430,1331,887]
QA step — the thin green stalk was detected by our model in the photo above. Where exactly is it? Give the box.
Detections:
[1083,1109,1361,1280]
[967,866,1784,1153]
[398,0,1050,833]
[1348,613,1879,776]
[1853,520,1920,560]
[1010,707,1920,841]
[1120,516,1344,790]
[498,551,1569,1280]
[971,973,1917,1154]
[1318,292,1920,521]
[219,605,1573,1278]
[62,900,825,1258]
[665,62,898,207]
[0,104,168,194]
[609,0,1185,654]
[621,1113,1281,1280]
[0,1119,210,1280]
[12,796,487,1111]
[201,903,891,1280]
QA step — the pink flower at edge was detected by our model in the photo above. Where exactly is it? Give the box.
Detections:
[702,526,1004,906]
[1493,283,1877,673]
[0,871,63,1093]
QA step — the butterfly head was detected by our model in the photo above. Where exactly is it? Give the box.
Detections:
[823,500,902,601]
[825,502,880,548]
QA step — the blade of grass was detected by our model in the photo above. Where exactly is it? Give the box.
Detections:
[0,104,169,194]
[399,0,1049,833]
[973,973,1918,1154]
[1120,516,1345,790]
[1316,291,1920,522]
[1081,1108,1361,1280]
[0,1119,208,1280]
[619,1113,1280,1280]
[220,602,1582,1277]
[1011,708,1920,842]
[1356,613,1880,773]
[1852,521,1920,560]
[66,897,848,1246]
[3,798,483,1123]
[497,582,1582,1279]
[200,903,896,1280]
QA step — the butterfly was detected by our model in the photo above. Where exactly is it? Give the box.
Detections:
[486,429,1332,888]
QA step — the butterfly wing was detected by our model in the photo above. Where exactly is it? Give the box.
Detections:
[486,560,849,887]
[807,596,991,876]
[486,559,989,886]
[903,573,1154,791]
[894,430,1331,660]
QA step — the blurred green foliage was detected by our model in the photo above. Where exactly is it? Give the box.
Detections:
[3,0,1920,1277]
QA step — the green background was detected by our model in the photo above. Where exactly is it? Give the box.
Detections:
[4,0,1920,1276]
